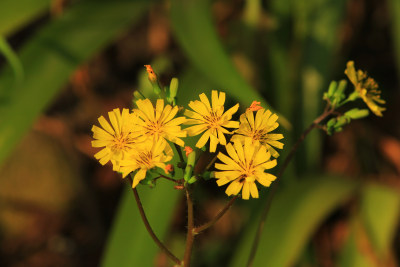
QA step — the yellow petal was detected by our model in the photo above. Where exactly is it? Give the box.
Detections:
[155,99,165,121]
[242,182,250,199]
[214,163,235,171]
[92,125,114,141]
[216,176,230,186]
[217,128,226,146]
[91,139,111,148]
[225,181,243,196]
[200,92,211,110]
[186,125,208,136]
[196,130,211,148]
[257,173,276,187]
[108,109,121,136]
[137,99,155,121]
[209,134,219,153]
[98,116,115,135]
[261,159,277,169]
[250,182,259,198]
[132,169,147,187]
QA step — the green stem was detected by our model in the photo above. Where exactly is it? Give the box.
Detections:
[246,108,334,267]
[129,178,181,265]
[183,187,195,267]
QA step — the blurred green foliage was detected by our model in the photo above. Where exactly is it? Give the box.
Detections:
[0,0,398,266]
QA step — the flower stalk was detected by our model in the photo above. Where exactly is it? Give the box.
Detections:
[183,187,195,267]
[129,177,181,265]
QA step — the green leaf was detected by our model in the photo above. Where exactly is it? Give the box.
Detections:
[387,0,400,79]
[338,224,376,267]
[360,183,400,257]
[101,183,181,267]
[0,0,149,166]
[0,36,24,83]
[231,174,357,267]
[0,0,50,36]
[170,0,290,129]
[295,0,346,170]
[338,183,400,267]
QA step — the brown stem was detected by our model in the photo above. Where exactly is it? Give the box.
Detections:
[205,153,219,171]
[246,109,334,267]
[129,178,181,265]
[174,143,185,166]
[154,174,180,184]
[193,195,238,234]
[183,187,195,267]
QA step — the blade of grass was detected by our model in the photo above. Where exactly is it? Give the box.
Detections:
[101,183,181,267]
[231,174,358,267]
[294,0,346,170]
[0,0,149,166]
[0,0,50,36]
[388,0,400,78]
[360,182,400,259]
[0,36,24,83]
[170,0,290,129]
[338,183,400,267]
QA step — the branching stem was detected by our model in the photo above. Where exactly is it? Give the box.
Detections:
[193,195,238,234]
[129,177,181,265]
[183,187,195,267]
[246,108,334,267]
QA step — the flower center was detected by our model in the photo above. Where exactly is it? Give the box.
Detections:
[204,111,221,129]
[136,151,154,169]
[111,134,128,151]
[237,160,255,181]
[251,129,268,143]
[145,121,164,137]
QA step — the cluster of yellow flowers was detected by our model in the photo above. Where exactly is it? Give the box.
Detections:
[92,90,284,199]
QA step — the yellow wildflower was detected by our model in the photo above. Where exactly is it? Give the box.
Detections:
[119,139,173,188]
[184,90,239,153]
[231,108,284,158]
[91,108,141,170]
[345,61,386,116]
[133,98,187,146]
[214,139,277,200]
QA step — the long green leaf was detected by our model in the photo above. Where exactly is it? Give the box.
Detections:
[360,183,400,259]
[338,183,400,267]
[231,175,357,267]
[0,0,50,36]
[0,0,149,165]
[101,183,181,267]
[170,0,290,129]
[388,0,400,78]
[0,36,24,83]
[295,0,346,170]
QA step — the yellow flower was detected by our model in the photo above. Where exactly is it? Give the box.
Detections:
[184,90,239,153]
[133,98,187,146]
[214,139,277,200]
[345,61,386,116]
[231,108,284,158]
[91,108,141,170]
[119,139,173,188]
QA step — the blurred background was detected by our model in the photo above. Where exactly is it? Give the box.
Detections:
[0,0,399,266]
